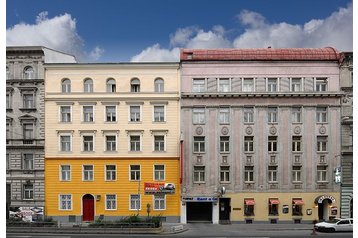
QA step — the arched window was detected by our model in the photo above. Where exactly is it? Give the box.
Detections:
[84,78,93,93]
[154,78,164,92]
[130,78,140,92]
[107,78,116,92]
[62,78,71,93]
[6,67,9,80]
[23,66,34,79]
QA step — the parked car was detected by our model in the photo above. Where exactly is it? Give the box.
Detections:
[314,218,353,232]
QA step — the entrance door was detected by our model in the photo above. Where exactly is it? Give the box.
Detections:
[318,199,330,221]
[82,194,94,222]
[187,202,212,222]
[219,198,231,223]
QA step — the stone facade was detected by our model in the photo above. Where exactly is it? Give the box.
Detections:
[6,46,75,219]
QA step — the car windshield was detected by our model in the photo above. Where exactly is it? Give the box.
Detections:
[327,218,341,223]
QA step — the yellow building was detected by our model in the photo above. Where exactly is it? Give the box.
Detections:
[44,63,181,223]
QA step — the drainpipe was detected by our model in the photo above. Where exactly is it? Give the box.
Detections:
[180,132,184,184]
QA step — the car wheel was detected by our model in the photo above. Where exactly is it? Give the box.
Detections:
[328,228,335,232]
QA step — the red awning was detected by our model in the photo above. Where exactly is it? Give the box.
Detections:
[245,200,255,205]
[269,199,280,205]
[293,199,304,205]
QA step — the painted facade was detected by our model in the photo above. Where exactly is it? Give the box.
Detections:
[44,63,181,223]
[6,46,75,220]
[179,48,342,224]
[339,52,353,218]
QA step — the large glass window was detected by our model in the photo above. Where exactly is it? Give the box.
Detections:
[268,136,277,152]
[243,78,254,92]
[59,194,72,210]
[292,136,302,152]
[317,165,328,182]
[291,78,301,92]
[106,194,117,210]
[62,79,71,93]
[154,165,165,181]
[106,165,116,181]
[130,165,141,181]
[244,166,254,182]
[130,106,141,122]
[83,165,94,181]
[193,166,205,183]
[268,107,278,123]
[105,106,116,122]
[292,166,301,182]
[130,78,140,92]
[244,107,254,123]
[130,135,141,151]
[269,199,279,216]
[23,123,33,139]
[60,165,71,181]
[23,154,34,170]
[84,78,93,93]
[218,78,230,92]
[193,136,205,153]
[106,78,116,92]
[267,78,278,92]
[244,200,255,216]
[154,194,165,210]
[154,106,165,122]
[192,78,206,92]
[292,107,302,123]
[317,136,328,152]
[154,78,164,92]
[268,166,278,182]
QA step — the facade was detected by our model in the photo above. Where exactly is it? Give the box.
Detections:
[6,46,75,219]
[44,63,181,223]
[179,48,342,224]
[339,52,353,218]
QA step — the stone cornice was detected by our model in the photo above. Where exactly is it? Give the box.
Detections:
[181,92,343,98]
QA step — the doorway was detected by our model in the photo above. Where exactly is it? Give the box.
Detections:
[82,194,94,222]
[187,202,212,222]
[219,198,231,223]
[318,199,330,221]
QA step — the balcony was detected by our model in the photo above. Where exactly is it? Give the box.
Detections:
[6,139,44,148]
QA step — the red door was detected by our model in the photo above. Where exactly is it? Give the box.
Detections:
[82,194,94,222]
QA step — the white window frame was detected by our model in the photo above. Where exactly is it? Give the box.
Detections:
[220,136,230,153]
[220,166,230,183]
[153,164,165,181]
[82,105,94,122]
[23,184,34,200]
[290,78,302,92]
[59,194,72,210]
[244,166,254,183]
[129,105,141,122]
[317,166,328,182]
[316,107,328,123]
[292,107,302,123]
[59,133,72,152]
[129,194,141,210]
[105,194,117,210]
[153,105,166,122]
[218,78,231,92]
[268,166,278,183]
[192,78,206,92]
[106,78,116,93]
[193,166,205,183]
[104,105,117,122]
[292,136,302,152]
[242,78,255,92]
[105,164,117,181]
[153,194,166,210]
[23,153,34,170]
[84,78,94,93]
[60,165,71,181]
[292,166,302,182]
[219,107,230,124]
[317,136,328,152]
[105,134,117,152]
[153,134,166,152]
[268,136,277,153]
[267,78,279,92]
[315,78,328,92]
[244,107,254,123]
[59,106,72,123]
[129,134,141,152]
[193,136,205,153]
[82,165,94,181]
[82,134,95,152]
[23,66,34,79]
[267,107,278,123]
[154,78,164,93]
[193,108,205,124]
[129,164,141,181]
[244,136,254,153]
[61,79,71,93]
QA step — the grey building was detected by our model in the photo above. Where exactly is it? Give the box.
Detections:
[339,52,353,219]
[6,46,76,220]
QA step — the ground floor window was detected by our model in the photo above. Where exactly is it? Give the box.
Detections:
[106,194,116,210]
[130,194,141,210]
[153,194,165,210]
[59,194,72,210]
[269,199,279,215]
[292,199,303,216]
[244,199,255,216]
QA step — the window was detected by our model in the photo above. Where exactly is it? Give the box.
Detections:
[244,166,254,182]
[267,78,278,92]
[193,108,205,124]
[23,94,34,108]
[130,78,140,92]
[6,93,11,109]
[316,107,327,123]
[244,107,254,123]
[59,194,72,210]
[291,78,301,92]
[153,106,165,122]
[130,165,141,181]
[154,194,165,210]
[23,154,34,170]
[23,66,34,79]
[83,135,94,152]
[193,78,206,92]
[268,107,278,123]
[292,136,302,152]
[6,67,9,80]
[106,194,116,210]
[154,165,165,180]
[84,78,93,93]
[268,136,277,152]
[292,200,303,216]
[60,106,71,122]
[23,123,33,139]
[6,154,9,170]
[106,165,116,181]
[130,135,141,151]
[194,166,205,183]
[60,135,71,152]
[268,166,278,182]
[269,199,279,215]
[219,108,230,124]
[317,136,328,152]
[6,122,10,140]
[292,166,301,182]
[243,78,254,92]
[130,106,141,122]
[60,165,71,181]
[130,194,141,210]
[244,136,254,153]
[193,136,205,153]
[83,106,94,122]
[292,107,302,123]
[220,136,230,153]
[62,79,71,93]
[317,165,328,182]
[106,78,116,92]
[220,166,230,182]
[154,135,165,152]
[315,78,327,91]
[154,78,164,92]
[244,200,255,216]
[105,106,116,122]
[83,165,94,181]
[23,184,33,199]
[218,78,230,92]
[106,135,116,151]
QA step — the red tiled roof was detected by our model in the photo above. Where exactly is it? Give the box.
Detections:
[180,47,340,62]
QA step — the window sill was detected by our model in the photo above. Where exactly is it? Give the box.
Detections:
[219,122,230,125]
[59,151,73,153]
[292,181,303,184]
[193,123,206,125]
[82,122,95,124]
[244,122,254,125]
[193,182,206,184]
[59,122,72,124]
[129,121,142,124]
[316,181,329,184]
[193,152,206,154]
[244,151,255,154]
[220,181,231,184]
[292,122,303,125]
[128,151,142,153]
[316,122,328,124]
[153,121,166,124]
[244,181,255,184]
[153,151,166,153]
[19,108,37,111]
[268,214,279,216]
[220,151,230,154]
[104,121,118,124]
[104,151,118,153]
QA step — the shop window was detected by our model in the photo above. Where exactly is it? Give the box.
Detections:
[244,199,255,216]
[269,199,279,216]
[292,199,303,216]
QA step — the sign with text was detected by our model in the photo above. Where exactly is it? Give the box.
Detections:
[144,182,175,194]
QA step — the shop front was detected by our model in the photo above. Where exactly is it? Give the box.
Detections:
[314,195,338,221]
[181,196,219,224]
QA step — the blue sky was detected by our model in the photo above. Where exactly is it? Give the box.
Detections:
[6,0,353,62]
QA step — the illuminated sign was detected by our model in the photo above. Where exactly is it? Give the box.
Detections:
[182,197,218,202]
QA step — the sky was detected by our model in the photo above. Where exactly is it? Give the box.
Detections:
[6,0,353,62]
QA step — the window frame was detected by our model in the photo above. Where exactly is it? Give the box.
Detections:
[220,166,230,183]
[153,164,165,181]
[291,107,302,123]
[244,136,254,153]
[317,136,328,152]
[153,105,166,122]
[105,164,117,181]
[291,78,302,92]
[61,78,71,93]
[316,107,328,123]
[154,78,164,93]
[218,78,231,92]
[192,78,206,92]
[220,136,230,153]
[60,165,71,181]
[130,78,141,92]
[129,135,141,152]
[83,78,94,93]
[242,78,255,92]
[82,134,95,152]
[193,136,205,153]
[193,166,205,183]
[268,166,278,183]
[82,165,94,181]
[59,105,72,123]
[153,135,166,152]
[105,194,117,210]
[267,78,279,92]
[23,93,35,108]
[130,165,141,181]
[82,105,94,122]
[292,166,302,183]
[244,166,254,183]
[23,153,34,170]
[59,194,72,210]
[317,165,328,182]
[267,107,278,123]
[153,194,166,210]
[105,105,117,122]
[129,194,141,210]
[219,107,230,124]
[23,184,34,200]
[129,105,141,122]
[292,136,302,152]
[106,78,116,93]
[23,66,34,79]
[105,135,117,152]
[59,134,72,152]
[268,136,278,153]
[192,108,205,124]
[315,78,327,92]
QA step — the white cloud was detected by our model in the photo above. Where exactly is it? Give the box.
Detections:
[6,12,104,62]
[132,3,352,62]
